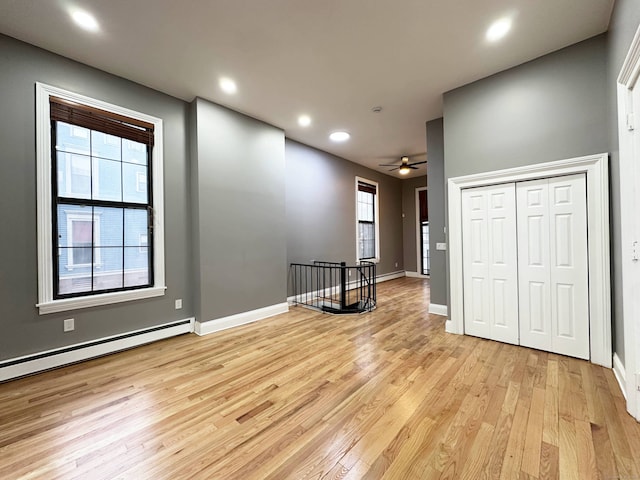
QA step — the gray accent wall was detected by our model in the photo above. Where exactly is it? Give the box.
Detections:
[286,140,404,278]
[0,34,193,361]
[191,98,287,322]
[606,0,640,365]
[401,176,427,273]
[426,118,447,307]
[444,35,608,179]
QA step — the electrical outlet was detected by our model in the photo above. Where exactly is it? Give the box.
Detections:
[175,299,182,310]
[63,318,75,332]
[395,262,398,268]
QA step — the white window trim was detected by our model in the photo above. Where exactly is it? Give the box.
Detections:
[36,82,166,314]
[446,153,611,368]
[355,176,380,263]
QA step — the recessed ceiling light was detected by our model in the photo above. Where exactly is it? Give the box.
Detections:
[329,131,350,142]
[298,115,311,127]
[70,9,100,32]
[219,77,237,95]
[486,17,512,42]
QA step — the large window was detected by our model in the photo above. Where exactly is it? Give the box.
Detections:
[356,178,379,262]
[36,83,165,314]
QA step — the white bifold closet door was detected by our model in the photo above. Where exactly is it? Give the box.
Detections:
[462,183,519,345]
[517,174,589,359]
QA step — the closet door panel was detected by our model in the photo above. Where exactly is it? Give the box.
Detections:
[517,180,553,352]
[487,186,519,344]
[462,188,491,339]
[462,184,518,345]
[549,174,589,359]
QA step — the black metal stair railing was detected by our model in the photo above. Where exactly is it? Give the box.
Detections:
[289,260,376,314]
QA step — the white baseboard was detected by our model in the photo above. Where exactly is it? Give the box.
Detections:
[405,271,429,279]
[613,352,627,400]
[0,318,195,383]
[429,303,448,317]
[195,302,289,336]
[445,319,460,334]
[378,270,406,282]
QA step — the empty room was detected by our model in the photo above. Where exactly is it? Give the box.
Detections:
[1,1,640,479]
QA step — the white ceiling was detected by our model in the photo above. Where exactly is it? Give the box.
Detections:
[0,0,614,178]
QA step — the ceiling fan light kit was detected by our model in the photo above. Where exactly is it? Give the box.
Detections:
[378,154,427,174]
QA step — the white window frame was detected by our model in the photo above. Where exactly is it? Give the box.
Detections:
[36,82,166,314]
[355,176,380,263]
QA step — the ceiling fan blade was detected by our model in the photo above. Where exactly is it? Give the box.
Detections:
[408,160,427,166]
[388,167,400,171]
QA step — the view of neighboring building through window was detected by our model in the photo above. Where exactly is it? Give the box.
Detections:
[419,188,430,275]
[357,179,378,261]
[51,98,154,297]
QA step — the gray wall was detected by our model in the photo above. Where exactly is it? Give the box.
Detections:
[426,118,447,307]
[191,98,287,321]
[401,176,427,273]
[0,34,192,361]
[444,35,608,178]
[606,0,640,365]
[286,140,404,277]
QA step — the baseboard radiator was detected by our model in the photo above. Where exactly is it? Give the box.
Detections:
[0,318,194,383]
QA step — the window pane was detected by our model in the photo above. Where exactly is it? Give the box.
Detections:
[124,247,149,287]
[93,247,123,290]
[123,139,147,165]
[92,157,122,202]
[357,191,374,222]
[94,207,123,247]
[122,162,148,204]
[57,203,93,251]
[124,209,148,246]
[91,131,121,161]
[57,152,91,199]
[359,222,375,259]
[58,253,92,295]
[55,121,90,155]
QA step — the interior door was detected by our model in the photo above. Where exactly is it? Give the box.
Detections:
[517,174,589,359]
[462,183,519,345]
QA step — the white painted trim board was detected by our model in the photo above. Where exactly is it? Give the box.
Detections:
[447,153,611,368]
[196,303,289,336]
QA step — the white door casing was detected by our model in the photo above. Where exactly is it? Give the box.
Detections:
[462,183,519,345]
[517,174,590,359]
[617,22,640,419]
[447,153,610,368]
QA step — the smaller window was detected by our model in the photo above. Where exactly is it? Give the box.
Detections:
[136,172,147,193]
[139,233,148,254]
[355,177,380,262]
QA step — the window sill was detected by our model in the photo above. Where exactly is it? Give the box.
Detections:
[37,286,166,315]
[358,258,380,264]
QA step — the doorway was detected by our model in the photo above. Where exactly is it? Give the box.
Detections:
[416,187,429,276]
[616,22,640,420]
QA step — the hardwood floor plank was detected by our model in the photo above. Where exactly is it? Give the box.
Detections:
[0,277,638,480]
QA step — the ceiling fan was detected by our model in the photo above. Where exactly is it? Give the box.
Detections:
[379,155,427,175]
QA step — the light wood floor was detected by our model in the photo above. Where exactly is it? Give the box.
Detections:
[1,278,639,479]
